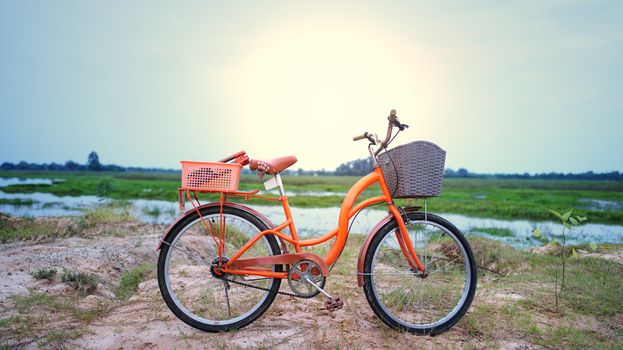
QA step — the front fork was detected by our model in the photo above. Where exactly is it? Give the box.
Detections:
[388,205,426,273]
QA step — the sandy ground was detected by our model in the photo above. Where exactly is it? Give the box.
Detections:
[1,218,621,349]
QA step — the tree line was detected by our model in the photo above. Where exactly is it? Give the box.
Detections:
[332,157,623,181]
[0,152,174,173]
[2,152,622,181]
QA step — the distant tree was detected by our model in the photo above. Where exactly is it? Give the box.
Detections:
[103,164,125,172]
[335,163,351,176]
[334,158,372,176]
[87,151,102,171]
[457,168,469,177]
[65,160,79,171]
[1,162,16,170]
[48,162,63,171]
[16,161,30,170]
[317,168,330,176]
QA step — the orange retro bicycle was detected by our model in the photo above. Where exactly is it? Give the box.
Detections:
[157,110,477,335]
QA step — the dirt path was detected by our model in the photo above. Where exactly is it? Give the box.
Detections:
[72,279,467,350]
[1,218,622,349]
[0,221,469,349]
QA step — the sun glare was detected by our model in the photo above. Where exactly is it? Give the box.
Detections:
[224,17,444,169]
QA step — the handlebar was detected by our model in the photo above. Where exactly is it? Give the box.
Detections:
[388,109,408,131]
[378,109,408,155]
[353,133,367,141]
[353,109,410,156]
[219,150,250,166]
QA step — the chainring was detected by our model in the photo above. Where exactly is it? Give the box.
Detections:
[287,259,326,298]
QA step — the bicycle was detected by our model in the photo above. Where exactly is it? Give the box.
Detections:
[157,110,477,335]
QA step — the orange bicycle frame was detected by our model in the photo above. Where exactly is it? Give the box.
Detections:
[216,166,425,279]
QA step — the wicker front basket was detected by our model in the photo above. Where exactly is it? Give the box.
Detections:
[181,161,241,192]
[379,141,446,198]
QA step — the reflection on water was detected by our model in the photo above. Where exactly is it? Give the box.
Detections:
[0,191,98,216]
[0,178,54,187]
[130,199,178,224]
[1,190,622,249]
[266,190,347,197]
[245,206,623,249]
[579,198,622,212]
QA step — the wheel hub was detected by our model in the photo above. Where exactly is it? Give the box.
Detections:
[210,257,229,278]
[411,268,428,278]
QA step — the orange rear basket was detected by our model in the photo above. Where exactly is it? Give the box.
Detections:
[180,161,241,192]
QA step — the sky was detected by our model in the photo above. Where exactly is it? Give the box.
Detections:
[1,1,622,173]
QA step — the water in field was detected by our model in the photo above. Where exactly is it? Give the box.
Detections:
[1,190,622,249]
[266,190,347,197]
[579,198,622,212]
[244,205,623,249]
[0,178,55,187]
[0,191,98,216]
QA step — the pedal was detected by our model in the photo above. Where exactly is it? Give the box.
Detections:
[325,297,343,312]
[300,272,343,311]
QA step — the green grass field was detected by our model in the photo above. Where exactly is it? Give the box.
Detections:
[1,171,622,224]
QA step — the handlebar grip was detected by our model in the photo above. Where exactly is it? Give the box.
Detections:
[219,150,246,163]
[353,133,368,141]
[389,109,397,120]
[388,109,407,131]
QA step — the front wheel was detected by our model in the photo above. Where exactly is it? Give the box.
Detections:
[363,212,477,335]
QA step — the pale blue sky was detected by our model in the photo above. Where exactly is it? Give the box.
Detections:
[1,1,622,173]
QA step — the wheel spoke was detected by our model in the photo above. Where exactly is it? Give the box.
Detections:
[159,210,281,331]
[170,241,213,266]
[364,213,476,334]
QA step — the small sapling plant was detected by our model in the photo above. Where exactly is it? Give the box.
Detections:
[532,209,588,312]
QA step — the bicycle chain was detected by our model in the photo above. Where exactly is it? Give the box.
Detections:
[218,274,317,299]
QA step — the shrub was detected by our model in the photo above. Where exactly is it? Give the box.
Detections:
[60,269,99,294]
[31,268,57,281]
[115,264,153,300]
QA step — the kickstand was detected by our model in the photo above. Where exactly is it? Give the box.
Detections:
[223,280,232,317]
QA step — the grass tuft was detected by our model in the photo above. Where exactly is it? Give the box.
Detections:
[60,269,99,294]
[0,198,36,206]
[76,201,134,229]
[472,227,515,237]
[0,217,59,241]
[115,264,154,300]
[31,267,57,280]
[3,289,111,348]
[470,237,526,274]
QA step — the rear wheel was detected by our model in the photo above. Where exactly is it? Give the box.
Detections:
[158,206,282,332]
[363,212,477,335]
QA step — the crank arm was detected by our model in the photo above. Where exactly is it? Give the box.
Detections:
[303,276,332,299]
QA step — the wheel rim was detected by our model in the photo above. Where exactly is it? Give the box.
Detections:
[370,219,473,329]
[163,214,276,326]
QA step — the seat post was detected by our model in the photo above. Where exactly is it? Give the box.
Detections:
[275,174,286,197]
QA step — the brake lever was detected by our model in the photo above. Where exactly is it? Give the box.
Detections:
[392,120,405,131]
[366,133,379,145]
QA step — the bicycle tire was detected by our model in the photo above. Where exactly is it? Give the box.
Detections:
[158,206,282,332]
[362,212,477,335]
